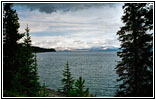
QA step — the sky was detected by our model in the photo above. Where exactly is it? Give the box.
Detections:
[13,3,124,50]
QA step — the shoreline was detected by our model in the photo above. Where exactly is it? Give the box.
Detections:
[46,88,95,97]
[46,88,65,97]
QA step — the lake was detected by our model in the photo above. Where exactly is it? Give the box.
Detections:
[36,51,120,97]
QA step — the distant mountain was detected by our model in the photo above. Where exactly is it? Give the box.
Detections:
[101,48,119,51]
[89,46,119,51]
[59,46,119,52]
[31,46,56,53]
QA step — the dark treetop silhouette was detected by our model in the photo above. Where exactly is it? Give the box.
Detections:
[115,3,153,97]
[3,3,40,96]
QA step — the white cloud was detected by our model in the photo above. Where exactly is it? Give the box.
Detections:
[15,3,123,50]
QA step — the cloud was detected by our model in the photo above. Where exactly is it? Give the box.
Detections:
[14,3,121,14]
[31,35,120,50]
[13,3,123,50]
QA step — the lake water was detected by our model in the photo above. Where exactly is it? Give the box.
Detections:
[36,51,120,97]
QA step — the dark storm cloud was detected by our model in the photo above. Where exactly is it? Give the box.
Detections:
[14,3,120,13]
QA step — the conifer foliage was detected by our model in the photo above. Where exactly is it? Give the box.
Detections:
[116,3,153,97]
[75,77,89,97]
[3,3,24,92]
[61,61,74,96]
[69,77,89,97]
[20,25,40,96]
[61,62,90,97]
[3,3,40,96]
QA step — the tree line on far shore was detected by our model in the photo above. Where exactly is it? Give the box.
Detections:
[3,3,153,97]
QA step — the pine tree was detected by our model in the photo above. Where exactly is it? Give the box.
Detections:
[72,76,89,97]
[3,3,24,92]
[61,61,74,96]
[116,3,153,97]
[39,83,49,97]
[20,25,40,96]
[3,3,40,97]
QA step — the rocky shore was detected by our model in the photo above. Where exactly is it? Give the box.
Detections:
[46,88,95,97]
[46,89,65,97]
